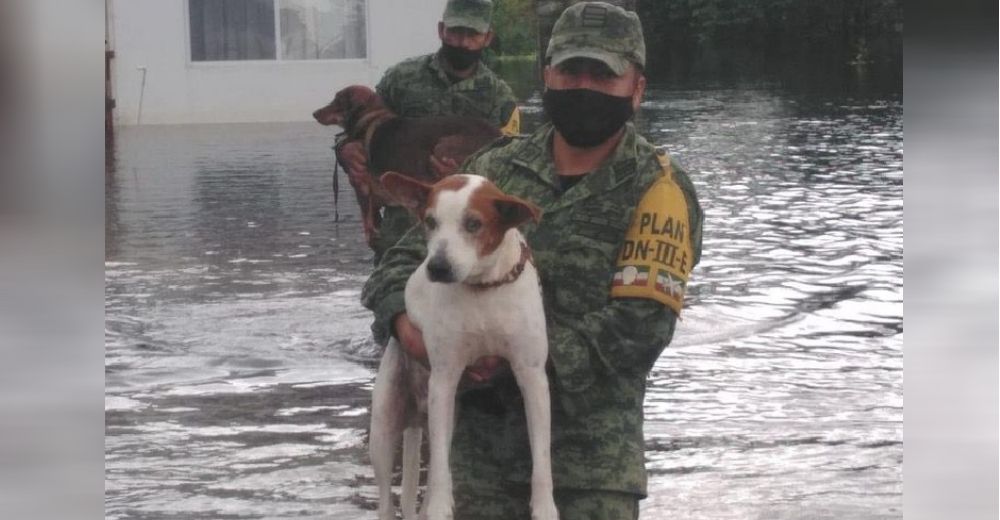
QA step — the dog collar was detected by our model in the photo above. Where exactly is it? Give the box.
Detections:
[343,105,367,138]
[467,242,533,291]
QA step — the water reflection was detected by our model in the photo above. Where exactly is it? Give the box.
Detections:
[106,88,901,519]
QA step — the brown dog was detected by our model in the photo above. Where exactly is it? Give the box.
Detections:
[313,85,502,248]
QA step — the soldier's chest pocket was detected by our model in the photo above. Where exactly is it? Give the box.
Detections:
[546,214,628,315]
[399,94,441,117]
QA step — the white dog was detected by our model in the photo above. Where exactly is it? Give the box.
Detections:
[369,173,558,520]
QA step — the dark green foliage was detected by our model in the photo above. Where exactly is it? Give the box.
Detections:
[491,1,902,89]
[636,0,902,87]
[491,0,539,56]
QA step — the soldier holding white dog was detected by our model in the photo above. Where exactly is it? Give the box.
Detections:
[363,2,703,518]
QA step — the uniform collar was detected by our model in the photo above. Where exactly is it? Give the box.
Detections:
[512,122,639,210]
[427,51,484,88]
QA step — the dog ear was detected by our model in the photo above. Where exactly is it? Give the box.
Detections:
[494,195,542,229]
[381,172,433,215]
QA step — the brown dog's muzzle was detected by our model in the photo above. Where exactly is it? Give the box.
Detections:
[313,105,342,126]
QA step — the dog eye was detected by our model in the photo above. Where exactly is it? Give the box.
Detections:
[463,217,482,233]
[424,216,437,230]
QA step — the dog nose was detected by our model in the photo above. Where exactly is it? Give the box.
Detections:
[426,255,455,283]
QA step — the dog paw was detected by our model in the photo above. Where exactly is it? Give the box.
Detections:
[429,154,459,179]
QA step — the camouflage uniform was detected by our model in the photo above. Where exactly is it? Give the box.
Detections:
[368,0,520,263]
[455,483,640,519]
[375,56,519,130]
[362,3,703,518]
[362,122,703,518]
[375,0,517,128]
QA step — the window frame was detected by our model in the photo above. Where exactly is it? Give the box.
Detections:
[184,0,371,66]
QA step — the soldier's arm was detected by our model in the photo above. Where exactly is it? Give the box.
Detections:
[547,299,677,393]
[360,224,427,346]
[549,160,704,393]
[374,67,402,114]
[493,81,521,135]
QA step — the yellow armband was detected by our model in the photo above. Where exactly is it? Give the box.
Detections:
[611,154,694,315]
[499,106,521,136]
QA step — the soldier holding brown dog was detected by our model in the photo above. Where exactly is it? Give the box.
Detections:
[336,0,519,265]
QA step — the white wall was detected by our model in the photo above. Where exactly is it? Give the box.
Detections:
[110,0,447,125]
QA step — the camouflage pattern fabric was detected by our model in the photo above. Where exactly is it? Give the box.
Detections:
[454,479,640,520]
[443,0,494,33]
[375,52,518,129]
[370,52,519,264]
[546,1,645,75]
[535,0,636,66]
[361,122,704,495]
[371,207,416,266]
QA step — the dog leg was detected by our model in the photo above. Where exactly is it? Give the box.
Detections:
[337,143,379,248]
[424,365,463,520]
[400,425,422,520]
[371,340,409,520]
[512,362,560,520]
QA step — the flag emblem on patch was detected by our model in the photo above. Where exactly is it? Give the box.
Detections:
[613,265,650,287]
[655,271,685,298]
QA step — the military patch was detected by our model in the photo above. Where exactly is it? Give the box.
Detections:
[581,4,608,28]
[610,154,694,314]
[654,271,685,298]
[612,265,649,287]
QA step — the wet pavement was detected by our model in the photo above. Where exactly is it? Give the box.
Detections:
[106,88,902,519]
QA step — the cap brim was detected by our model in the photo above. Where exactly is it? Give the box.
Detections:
[442,16,490,33]
[549,49,629,76]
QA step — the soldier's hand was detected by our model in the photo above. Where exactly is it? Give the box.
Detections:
[393,313,428,368]
[337,141,369,185]
[429,154,459,179]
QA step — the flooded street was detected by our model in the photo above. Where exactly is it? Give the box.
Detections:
[106,88,902,519]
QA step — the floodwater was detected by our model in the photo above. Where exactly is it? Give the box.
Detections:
[105,87,902,519]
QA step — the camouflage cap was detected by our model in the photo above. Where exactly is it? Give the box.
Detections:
[546,1,645,76]
[442,0,493,33]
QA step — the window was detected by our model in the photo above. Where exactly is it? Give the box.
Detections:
[279,0,367,59]
[189,0,366,62]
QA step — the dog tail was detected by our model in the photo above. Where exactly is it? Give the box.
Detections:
[400,426,422,520]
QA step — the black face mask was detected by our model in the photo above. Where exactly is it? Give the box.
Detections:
[542,88,635,148]
[439,43,481,71]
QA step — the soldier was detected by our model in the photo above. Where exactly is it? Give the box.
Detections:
[362,2,703,518]
[337,0,520,264]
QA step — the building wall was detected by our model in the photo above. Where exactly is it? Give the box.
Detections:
[110,0,447,125]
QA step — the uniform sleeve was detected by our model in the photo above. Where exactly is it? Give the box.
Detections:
[492,80,520,134]
[360,224,427,346]
[499,105,521,136]
[548,158,704,394]
[375,67,401,114]
[547,298,677,393]
[671,161,704,267]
